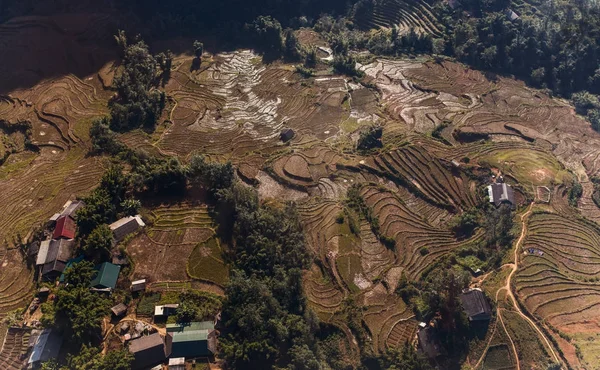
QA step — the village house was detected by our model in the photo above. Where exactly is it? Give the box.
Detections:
[52,215,77,240]
[487,182,514,207]
[27,329,63,367]
[280,128,295,142]
[128,332,171,370]
[36,239,75,280]
[460,289,492,321]
[166,321,217,358]
[90,262,121,291]
[110,215,145,242]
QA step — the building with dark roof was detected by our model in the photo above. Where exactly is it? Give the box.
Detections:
[280,128,295,142]
[111,303,128,317]
[417,326,445,360]
[128,332,170,370]
[131,279,147,292]
[53,215,76,239]
[28,329,63,365]
[38,239,75,280]
[60,200,84,218]
[110,215,145,242]
[460,289,492,321]
[487,183,515,207]
[166,321,216,358]
[90,262,121,290]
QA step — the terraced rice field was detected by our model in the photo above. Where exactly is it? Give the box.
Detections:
[187,237,229,286]
[128,204,215,282]
[0,327,31,370]
[356,0,444,37]
[515,211,600,366]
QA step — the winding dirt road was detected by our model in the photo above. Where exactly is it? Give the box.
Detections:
[474,203,562,369]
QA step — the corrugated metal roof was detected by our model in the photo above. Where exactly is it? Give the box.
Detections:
[28,329,62,364]
[36,240,51,266]
[110,215,145,242]
[90,262,121,289]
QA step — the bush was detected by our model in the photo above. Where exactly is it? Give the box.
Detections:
[419,247,429,256]
[572,91,600,115]
[89,117,124,155]
[357,126,383,151]
[568,181,583,207]
[336,212,345,224]
[449,209,480,238]
[332,54,364,77]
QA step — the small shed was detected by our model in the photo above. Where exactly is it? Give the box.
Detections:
[131,279,147,292]
[111,303,128,317]
[129,333,169,370]
[460,289,492,321]
[155,304,179,317]
[169,357,186,370]
[166,321,216,358]
[280,128,295,142]
[110,215,145,242]
[90,262,121,290]
[53,216,76,239]
[28,329,63,365]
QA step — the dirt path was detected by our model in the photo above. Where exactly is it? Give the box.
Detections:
[474,203,561,369]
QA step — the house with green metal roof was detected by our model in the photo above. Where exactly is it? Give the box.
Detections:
[166,321,216,358]
[90,262,121,290]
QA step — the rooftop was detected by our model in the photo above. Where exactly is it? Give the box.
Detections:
[460,289,492,321]
[28,329,62,364]
[53,215,76,239]
[90,262,121,290]
[129,332,167,370]
[110,215,145,242]
[487,183,515,206]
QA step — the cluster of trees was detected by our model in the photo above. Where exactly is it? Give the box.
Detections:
[109,31,166,131]
[216,183,321,369]
[174,291,222,324]
[440,1,600,127]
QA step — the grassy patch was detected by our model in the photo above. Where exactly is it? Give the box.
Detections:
[502,310,552,369]
[479,149,570,186]
[187,237,229,286]
[137,292,161,315]
[336,254,362,293]
[483,344,513,369]
[0,152,36,180]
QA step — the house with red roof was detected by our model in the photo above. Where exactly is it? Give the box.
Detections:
[53,216,76,239]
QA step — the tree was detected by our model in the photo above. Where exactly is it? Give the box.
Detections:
[62,260,96,288]
[120,198,141,216]
[357,126,383,151]
[187,155,234,199]
[246,15,284,52]
[193,40,204,59]
[449,209,480,238]
[83,224,114,261]
[89,117,124,155]
[65,344,133,370]
[43,262,110,344]
[379,341,433,370]
[572,91,600,115]
[284,29,302,60]
[110,32,165,131]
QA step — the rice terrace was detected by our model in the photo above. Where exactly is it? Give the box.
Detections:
[0,0,600,369]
